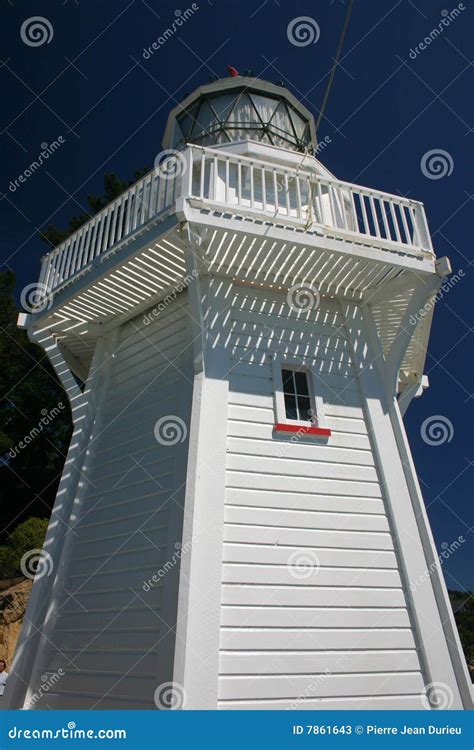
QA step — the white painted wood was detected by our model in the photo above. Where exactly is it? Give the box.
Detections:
[172,273,232,709]
[16,79,471,711]
[10,298,194,710]
[343,301,466,709]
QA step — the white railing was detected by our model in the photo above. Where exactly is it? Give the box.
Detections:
[185,145,433,253]
[38,169,181,296]
[38,144,433,299]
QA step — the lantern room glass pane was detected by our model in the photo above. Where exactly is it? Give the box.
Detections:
[175,88,313,152]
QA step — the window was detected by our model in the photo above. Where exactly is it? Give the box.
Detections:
[272,358,331,438]
[281,368,312,422]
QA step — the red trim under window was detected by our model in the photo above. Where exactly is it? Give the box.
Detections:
[274,423,331,437]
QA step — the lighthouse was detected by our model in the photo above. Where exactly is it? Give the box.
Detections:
[5,76,471,710]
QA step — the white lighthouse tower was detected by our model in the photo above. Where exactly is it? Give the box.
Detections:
[5,76,471,710]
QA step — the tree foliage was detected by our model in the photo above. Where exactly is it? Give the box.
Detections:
[39,169,149,248]
[0,271,72,540]
[0,517,49,579]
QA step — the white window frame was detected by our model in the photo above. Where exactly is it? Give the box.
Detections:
[271,356,326,428]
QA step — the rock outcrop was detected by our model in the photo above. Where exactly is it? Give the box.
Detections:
[0,578,32,666]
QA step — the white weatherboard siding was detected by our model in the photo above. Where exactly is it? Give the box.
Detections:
[27,296,193,709]
[219,286,426,709]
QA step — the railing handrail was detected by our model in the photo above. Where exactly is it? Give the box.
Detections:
[37,143,433,299]
[187,144,425,208]
[40,165,158,263]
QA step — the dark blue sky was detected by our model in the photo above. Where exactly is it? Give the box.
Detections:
[1,0,472,588]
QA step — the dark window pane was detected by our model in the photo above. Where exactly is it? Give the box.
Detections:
[297,396,312,421]
[282,369,295,393]
[283,393,298,420]
[294,370,309,396]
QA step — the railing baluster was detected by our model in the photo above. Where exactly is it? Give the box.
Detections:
[328,185,338,227]
[200,152,205,198]
[284,173,290,216]
[237,162,242,205]
[295,176,302,220]
[124,187,135,235]
[359,192,370,235]
[369,195,381,238]
[399,204,411,245]
[379,197,391,239]
[132,185,141,231]
[109,200,119,246]
[389,202,402,244]
[226,160,230,205]
[250,163,255,209]
[212,156,218,201]
[101,207,113,255]
[94,213,106,258]
[60,238,73,283]
[273,170,278,212]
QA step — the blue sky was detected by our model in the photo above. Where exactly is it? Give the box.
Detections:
[1,0,472,588]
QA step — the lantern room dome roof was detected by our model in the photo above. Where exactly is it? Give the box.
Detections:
[162,76,317,153]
